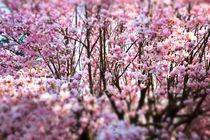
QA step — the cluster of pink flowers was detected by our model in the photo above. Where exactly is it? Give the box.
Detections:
[0,0,210,139]
[0,76,148,139]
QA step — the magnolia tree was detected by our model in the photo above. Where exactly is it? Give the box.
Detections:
[0,0,210,139]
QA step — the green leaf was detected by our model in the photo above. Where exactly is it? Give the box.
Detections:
[0,37,10,44]
[18,33,27,43]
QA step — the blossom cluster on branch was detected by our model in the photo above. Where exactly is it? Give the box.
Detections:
[0,0,210,139]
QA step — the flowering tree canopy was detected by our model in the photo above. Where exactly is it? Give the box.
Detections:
[0,0,210,139]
